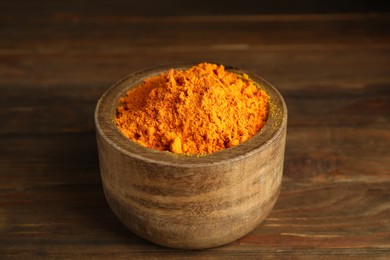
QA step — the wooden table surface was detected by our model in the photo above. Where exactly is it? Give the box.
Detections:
[1,1,389,258]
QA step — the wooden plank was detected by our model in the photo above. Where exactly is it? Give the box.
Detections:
[0,0,389,17]
[0,49,389,87]
[1,14,389,52]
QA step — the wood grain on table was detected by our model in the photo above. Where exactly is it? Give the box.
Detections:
[1,1,389,258]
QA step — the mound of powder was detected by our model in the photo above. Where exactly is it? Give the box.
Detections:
[115,63,269,155]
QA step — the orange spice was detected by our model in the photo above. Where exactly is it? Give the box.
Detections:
[115,63,269,155]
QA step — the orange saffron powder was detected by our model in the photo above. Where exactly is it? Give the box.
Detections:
[115,63,269,155]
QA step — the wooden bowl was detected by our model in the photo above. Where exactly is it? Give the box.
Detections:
[95,63,287,249]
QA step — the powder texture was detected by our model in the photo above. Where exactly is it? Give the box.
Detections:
[115,63,269,155]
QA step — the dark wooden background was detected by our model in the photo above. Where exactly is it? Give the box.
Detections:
[1,0,389,258]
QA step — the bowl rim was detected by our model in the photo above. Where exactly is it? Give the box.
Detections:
[95,62,287,168]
